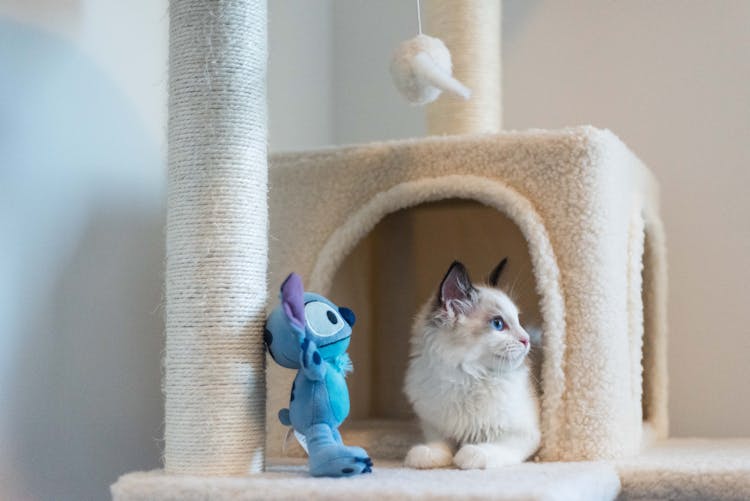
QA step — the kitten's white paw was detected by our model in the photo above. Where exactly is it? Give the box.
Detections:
[454,444,522,469]
[453,444,488,470]
[404,442,453,469]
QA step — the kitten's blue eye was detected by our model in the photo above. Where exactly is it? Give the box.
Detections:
[490,316,505,331]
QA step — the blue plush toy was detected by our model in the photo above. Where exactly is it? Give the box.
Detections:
[264,272,372,477]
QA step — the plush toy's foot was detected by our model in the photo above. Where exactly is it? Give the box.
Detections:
[304,423,372,477]
[309,445,373,477]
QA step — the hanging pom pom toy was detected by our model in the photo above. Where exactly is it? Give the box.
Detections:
[390,0,471,105]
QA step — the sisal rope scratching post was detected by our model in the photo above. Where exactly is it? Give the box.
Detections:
[424,0,502,134]
[165,0,268,475]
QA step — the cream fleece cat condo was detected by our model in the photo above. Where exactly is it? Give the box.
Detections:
[266,126,668,464]
[113,1,750,500]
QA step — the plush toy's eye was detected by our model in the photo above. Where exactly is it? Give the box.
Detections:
[490,316,506,331]
[305,301,345,337]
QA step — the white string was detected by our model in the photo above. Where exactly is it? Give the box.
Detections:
[417,0,423,34]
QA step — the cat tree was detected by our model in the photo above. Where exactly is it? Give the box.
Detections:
[113,1,750,499]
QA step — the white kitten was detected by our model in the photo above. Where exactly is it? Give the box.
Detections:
[403,260,541,470]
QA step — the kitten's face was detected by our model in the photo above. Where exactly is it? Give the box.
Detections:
[420,261,531,374]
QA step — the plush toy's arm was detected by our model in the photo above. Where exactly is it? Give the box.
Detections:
[299,337,326,381]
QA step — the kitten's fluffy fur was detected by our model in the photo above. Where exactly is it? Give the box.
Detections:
[404,260,541,470]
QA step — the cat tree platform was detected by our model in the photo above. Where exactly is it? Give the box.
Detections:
[617,438,750,501]
[113,459,622,501]
[112,439,750,501]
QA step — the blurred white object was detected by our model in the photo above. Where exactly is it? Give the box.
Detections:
[390,34,471,105]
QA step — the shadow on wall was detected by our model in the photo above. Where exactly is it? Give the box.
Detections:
[9,209,164,501]
[0,21,165,501]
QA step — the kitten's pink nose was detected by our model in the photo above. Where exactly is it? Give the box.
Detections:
[518,336,529,347]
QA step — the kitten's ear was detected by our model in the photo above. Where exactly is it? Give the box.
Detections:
[438,261,476,315]
[488,257,508,287]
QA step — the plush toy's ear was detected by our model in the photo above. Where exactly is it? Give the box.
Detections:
[438,261,476,315]
[488,257,508,287]
[280,273,305,329]
[338,306,356,326]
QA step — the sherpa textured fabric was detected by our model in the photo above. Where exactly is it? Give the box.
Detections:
[111,439,750,500]
[616,438,750,501]
[266,127,668,462]
[111,459,621,501]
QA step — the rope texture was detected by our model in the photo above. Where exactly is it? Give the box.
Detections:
[425,0,502,134]
[165,0,268,475]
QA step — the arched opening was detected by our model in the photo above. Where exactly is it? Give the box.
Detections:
[304,175,566,459]
[627,209,668,445]
[641,229,653,422]
[332,199,543,412]
[640,221,669,438]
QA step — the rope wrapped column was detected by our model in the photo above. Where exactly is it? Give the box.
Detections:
[425,0,502,134]
[165,0,268,475]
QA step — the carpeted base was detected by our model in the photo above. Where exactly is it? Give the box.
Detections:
[112,439,750,501]
[616,438,750,501]
[112,460,620,501]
